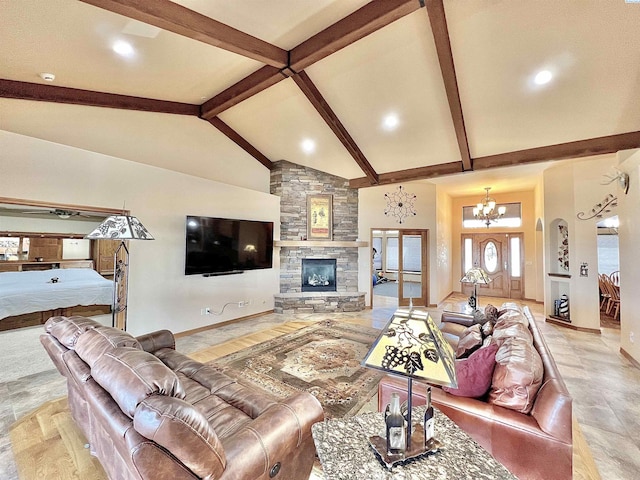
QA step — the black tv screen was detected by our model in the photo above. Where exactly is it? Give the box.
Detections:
[185,216,274,276]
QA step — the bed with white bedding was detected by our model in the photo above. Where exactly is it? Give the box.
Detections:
[0,268,113,320]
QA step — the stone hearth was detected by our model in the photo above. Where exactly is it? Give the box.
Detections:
[274,292,365,314]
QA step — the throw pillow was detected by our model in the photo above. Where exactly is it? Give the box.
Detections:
[489,336,543,414]
[455,324,483,359]
[485,304,499,323]
[472,309,487,325]
[443,343,499,398]
[482,321,494,337]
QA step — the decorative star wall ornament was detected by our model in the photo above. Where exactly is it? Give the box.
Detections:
[384,186,417,224]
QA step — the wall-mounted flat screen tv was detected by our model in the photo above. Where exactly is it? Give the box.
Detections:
[185,215,274,276]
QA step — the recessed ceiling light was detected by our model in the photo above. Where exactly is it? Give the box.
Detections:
[39,72,55,82]
[112,40,135,57]
[382,113,399,131]
[534,70,553,85]
[301,139,316,154]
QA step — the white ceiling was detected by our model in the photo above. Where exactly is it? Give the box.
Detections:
[1,0,639,194]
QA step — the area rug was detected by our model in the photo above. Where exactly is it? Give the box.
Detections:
[207,320,384,418]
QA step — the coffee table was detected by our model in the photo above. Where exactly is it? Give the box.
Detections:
[312,405,517,479]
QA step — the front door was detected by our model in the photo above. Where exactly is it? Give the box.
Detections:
[462,233,524,301]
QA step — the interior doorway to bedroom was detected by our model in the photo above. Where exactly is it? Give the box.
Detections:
[371,229,429,308]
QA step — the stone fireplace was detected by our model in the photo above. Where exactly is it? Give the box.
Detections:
[270,161,366,314]
[301,258,337,292]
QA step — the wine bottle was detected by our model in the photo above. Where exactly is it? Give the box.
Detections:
[424,386,434,445]
[385,393,406,455]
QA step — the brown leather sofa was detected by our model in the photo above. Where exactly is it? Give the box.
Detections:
[40,315,324,480]
[378,304,572,480]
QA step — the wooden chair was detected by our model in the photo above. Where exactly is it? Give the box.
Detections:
[598,274,611,312]
[610,270,620,287]
[600,274,620,320]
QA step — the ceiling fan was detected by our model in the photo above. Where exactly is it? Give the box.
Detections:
[21,209,92,219]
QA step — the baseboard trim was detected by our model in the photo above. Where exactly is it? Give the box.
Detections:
[545,316,601,334]
[523,297,544,304]
[620,347,640,370]
[174,310,274,338]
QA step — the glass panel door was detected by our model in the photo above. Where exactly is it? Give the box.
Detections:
[398,230,428,307]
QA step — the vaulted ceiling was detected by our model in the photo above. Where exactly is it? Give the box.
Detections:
[1,0,640,194]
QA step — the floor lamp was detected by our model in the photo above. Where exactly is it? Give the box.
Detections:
[460,266,491,311]
[86,214,154,330]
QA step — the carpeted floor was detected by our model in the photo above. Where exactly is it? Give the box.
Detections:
[207,320,383,418]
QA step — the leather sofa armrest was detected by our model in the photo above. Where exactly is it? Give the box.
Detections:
[222,392,324,479]
[439,321,468,339]
[136,329,175,353]
[432,388,571,445]
[40,334,70,377]
[440,311,476,327]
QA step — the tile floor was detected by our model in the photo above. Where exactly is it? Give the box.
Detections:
[0,299,638,479]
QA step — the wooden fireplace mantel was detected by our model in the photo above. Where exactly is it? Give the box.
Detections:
[274,240,368,248]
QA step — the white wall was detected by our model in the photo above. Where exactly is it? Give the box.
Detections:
[543,155,617,330]
[358,182,438,306]
[617,149,640,363]
[435,187,453,303]
[0,130,279,336]
[534,177,545,302]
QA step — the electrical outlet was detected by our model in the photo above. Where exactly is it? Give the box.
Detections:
[201,307,211,315]
[238,301,246,308]
[630,332,635,344]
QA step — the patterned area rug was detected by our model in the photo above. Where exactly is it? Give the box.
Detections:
[207,320,383,418]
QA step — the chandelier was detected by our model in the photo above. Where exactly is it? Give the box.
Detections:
[473,187,506,227]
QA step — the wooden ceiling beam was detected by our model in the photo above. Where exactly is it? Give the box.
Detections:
[349,161,462,188]
[424,0,472,172]
[350,131,640,188]
[200,66,286,120]
[78,0,288,68]
[473,131,640,170]
[289,0,421,72]
[292,71,379,184]
[0,79,200,115]
[207,117,273,169]
[200,0,421,119]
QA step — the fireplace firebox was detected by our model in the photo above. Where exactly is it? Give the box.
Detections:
[301,258,337,292]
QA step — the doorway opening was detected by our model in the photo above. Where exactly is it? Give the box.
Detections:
[371,229,428,308]
[461,232,524,304]
[596,216,620,329]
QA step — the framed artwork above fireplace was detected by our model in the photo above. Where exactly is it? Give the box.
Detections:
[307,194,332,240]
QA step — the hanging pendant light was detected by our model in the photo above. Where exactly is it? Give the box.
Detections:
[473,187,506,227]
